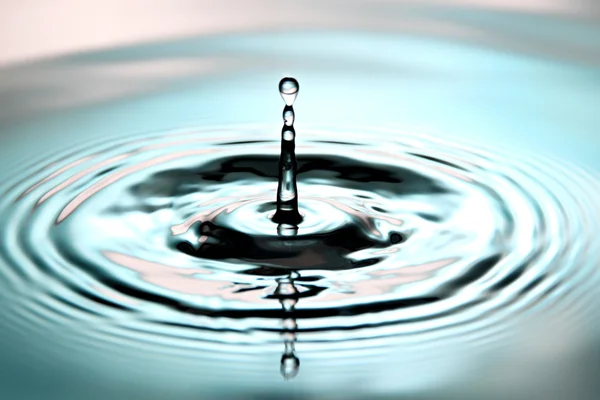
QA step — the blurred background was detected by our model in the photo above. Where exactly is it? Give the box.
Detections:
[1,0,598,155]
[0,0,594,66]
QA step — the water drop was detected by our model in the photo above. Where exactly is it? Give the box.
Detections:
[279,77,299,106]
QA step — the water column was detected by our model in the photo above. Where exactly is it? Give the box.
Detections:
[273,77,303,227]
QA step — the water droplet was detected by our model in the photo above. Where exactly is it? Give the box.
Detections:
[279,77,299,106]
[283,106,295,126]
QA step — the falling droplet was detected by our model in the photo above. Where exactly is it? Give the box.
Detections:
[283,106,295,126]
[279,77,299,106]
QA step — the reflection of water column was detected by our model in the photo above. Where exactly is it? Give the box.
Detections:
[274,272,300,380]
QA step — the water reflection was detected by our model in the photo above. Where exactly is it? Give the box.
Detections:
[273,273,301,380]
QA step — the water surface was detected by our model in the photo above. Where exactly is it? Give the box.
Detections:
[1,8,600,400]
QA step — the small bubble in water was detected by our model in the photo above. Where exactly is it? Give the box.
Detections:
[279,77,299,106]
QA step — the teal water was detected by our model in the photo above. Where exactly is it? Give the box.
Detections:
[1,25,600,400]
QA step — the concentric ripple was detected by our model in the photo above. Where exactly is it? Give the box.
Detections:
[1,124,600,381]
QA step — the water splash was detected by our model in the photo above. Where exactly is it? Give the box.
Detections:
[1,25,600,398]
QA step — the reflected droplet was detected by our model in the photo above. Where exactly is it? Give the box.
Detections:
[279,77,299,106]
[280,354,300,380]
[282,318,298,330]
[275,279,298,297]
[281,298,297,312]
